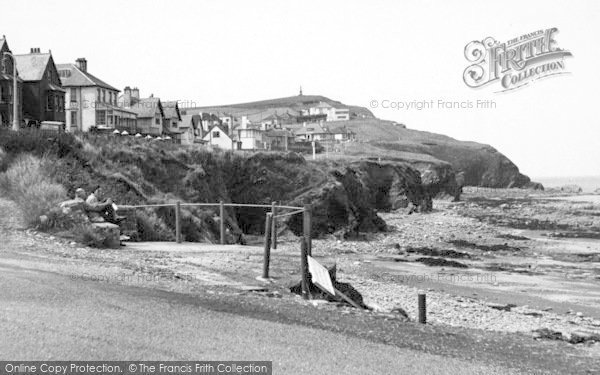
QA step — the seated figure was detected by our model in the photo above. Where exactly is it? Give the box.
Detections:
[85,185,125,225]
[60,188,87,214]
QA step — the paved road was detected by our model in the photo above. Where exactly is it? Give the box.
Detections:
[0,260,516,375]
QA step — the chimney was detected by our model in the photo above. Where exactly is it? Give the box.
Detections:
[30,48,41,54]
[75,58,87,72]
[123,86,132,107]
[131,87,140,105]
[241,116,248,129]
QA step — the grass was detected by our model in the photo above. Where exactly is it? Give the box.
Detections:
[0,153,67,226]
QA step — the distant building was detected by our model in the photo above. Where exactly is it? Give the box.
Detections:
[14,48,65,127]
[58,58,135,132]
[203,124,235,150]
[237,116,265,150]
[162,101,182,135]
[0,36,23,128]
[264,129,292,151]
[174,114,198,145]
[120,87,164,136]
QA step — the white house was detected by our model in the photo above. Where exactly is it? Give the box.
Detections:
[57,58,136,132]
[203,124,235,150]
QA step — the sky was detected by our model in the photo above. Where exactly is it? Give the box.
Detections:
[2,0,599,178]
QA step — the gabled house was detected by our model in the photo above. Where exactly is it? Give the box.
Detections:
[14,48,65,127]
[203,124,235,150]
[162,101,182,133]
[57,58,136,132]
[174,114,198,145]
[119,87,164,136]
[0,36,23,128]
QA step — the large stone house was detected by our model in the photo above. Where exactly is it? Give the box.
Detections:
[0,36,23,128]
[14,48,65,127]
[57,58,136,132]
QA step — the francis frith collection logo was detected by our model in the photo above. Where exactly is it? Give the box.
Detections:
[463,28,572,92]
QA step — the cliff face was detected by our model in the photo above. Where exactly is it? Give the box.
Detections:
[1,131,446,240]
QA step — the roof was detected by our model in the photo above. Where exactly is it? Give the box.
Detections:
[264,129,293,137]
[293,123,330,136]
[129,97,163,118]
[204,124,232,140]
[55,63,118,91]
[162,101,181,120]
[13,53,52,81]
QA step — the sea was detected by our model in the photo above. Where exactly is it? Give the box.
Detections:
[533,176,600,194]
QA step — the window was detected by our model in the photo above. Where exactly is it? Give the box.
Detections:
[97,89,101,102]
[54,96,59,112]
[96,110,106,125]
[70,88,77,102]
[212,131,220,138]
[46,95,53,111]
[102,90,106,103]
[71,111,77,127]
[155,117,160,125]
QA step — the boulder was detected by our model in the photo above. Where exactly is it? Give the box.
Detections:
[90,222,120,248]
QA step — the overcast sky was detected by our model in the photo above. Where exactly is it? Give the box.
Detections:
[3,0,598,178]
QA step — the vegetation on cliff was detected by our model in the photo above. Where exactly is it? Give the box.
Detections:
[0,129,444,242]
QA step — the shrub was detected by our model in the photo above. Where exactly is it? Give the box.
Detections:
[0,154,67,226]
[135,209,175,241]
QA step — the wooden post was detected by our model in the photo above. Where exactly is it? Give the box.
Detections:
[219,200,225,245]
[418,294,427,324]
[175,201,181,244]
[303,204,312,256]
[300,238,310,300]
[262,213,272,279]
[271,201,277,250]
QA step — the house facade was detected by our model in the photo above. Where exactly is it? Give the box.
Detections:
[119,87,164,136]
[0,36,23,128]
[14,48,65,126]
[203,125,234,150]
[58,58,135,132]
[162,101,182,135]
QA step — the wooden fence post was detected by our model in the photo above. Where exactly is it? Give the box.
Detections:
[175,201,181,244]
[271,201,277,249]
[300,238,310,300]
[262,213,273,279]
[418,293,427,324]
[303,204,312,256]
[220,200,225,245]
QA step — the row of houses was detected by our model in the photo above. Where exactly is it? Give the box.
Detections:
[0,35,355,150]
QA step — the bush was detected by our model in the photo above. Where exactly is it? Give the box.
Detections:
[136,210,175,241]
[0,154,67,226]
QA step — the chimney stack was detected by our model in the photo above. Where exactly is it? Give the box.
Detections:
[131,87,140,105]
[123,86,132,107]
[30,48,41,54]
[75,58,87,72]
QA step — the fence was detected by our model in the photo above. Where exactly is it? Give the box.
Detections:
[119,200,313,299]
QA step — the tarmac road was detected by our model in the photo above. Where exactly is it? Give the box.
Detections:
[0,261,516,375]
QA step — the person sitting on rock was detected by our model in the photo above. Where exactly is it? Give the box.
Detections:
[59,188,87,214]
[85,185,125,224]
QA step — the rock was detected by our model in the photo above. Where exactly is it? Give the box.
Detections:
[89,223,120,249]
[568,330,600,344]
[486,303,516,312]
[532,328,563,341]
